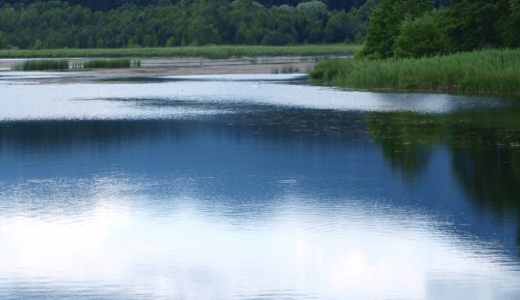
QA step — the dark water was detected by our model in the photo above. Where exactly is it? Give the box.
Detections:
[1,73,520,299]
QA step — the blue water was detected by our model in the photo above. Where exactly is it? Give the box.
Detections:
[1,73,520,299]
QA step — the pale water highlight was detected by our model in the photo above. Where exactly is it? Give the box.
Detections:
[1,74,519,299]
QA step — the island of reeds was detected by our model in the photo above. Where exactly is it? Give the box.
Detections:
[10,59,70,71]
[310,0,520,94]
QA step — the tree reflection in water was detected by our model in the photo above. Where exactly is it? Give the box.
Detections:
[367,111,520,255]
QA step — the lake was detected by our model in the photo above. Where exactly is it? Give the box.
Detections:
[1,72,520,299]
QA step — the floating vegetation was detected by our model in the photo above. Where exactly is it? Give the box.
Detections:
[11,59,69,71]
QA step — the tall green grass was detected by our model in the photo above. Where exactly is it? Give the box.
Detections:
[310,49,520,94]
[0,45,361,59]
[11,59,69,71]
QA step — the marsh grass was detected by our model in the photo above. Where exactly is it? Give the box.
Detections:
[11,59,69,71]
[0,45,361,59]
[310,49,520,94]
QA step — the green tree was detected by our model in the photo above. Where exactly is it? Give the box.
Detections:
[323,10,354,43]
[393,12,449,58]
[142,34,158,47]
[165,36,176,47]
[261,30,295,45]
[33,38,43,49]
[443,0,509,52]
[188,16,221,45]
[0,31,8,49]
[357,0,433,59]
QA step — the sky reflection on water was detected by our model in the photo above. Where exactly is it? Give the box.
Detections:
[1,74,520,299]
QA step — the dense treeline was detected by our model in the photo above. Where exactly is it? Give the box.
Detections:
[311,0,520,93]
[0,0,379,12]
[0,0,375,49]
[358,0,520,59]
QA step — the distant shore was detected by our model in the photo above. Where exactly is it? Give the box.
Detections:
[0,45,361,59]
[0,56,323,83]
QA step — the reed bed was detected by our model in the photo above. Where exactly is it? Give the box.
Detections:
[11,59,69,71]
[310,49,520,94]
[0,45,361,59]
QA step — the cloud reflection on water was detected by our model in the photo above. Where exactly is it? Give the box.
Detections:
[1,74,520,299]
[1,173,519,299]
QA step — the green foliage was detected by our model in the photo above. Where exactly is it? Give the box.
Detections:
[11,59,69,70]
[443,0,509,52]
[0,0,373,49]
[357,0,433,59]
[261,31,295,46]
[0,31,8,49]
[0,44,362,59]
[311,48,520,94]
[0,0,374,12]
[354,32,364,44]
[357,0,520,59]
[393,12,449,58]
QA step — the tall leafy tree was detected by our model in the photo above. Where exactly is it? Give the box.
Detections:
[443,0,509,52]
[357,0,433,59]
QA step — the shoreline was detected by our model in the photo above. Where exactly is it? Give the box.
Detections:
[310,49,520,95]
[0,45,361,59]
[0,56,318,83]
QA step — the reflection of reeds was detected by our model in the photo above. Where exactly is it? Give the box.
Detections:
[11,59,69,71]
[271,65,300,74]
[310,49,520,94]
[82,58,140,69]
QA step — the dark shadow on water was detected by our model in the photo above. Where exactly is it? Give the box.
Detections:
[2,105,520,259]
[366,110,520,257]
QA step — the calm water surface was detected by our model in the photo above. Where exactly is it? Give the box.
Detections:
[1,73,520,299]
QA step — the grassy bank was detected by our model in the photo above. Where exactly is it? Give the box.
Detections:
[0,45,360,59]
[310,49,520,94]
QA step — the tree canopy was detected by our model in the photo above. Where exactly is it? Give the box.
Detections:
[0,0,375,49]
[0,0,373,12]
[358,0,520,59]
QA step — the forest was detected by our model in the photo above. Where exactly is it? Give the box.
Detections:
[0,0,377,49]
[311,0,520,94]
[358,0,520,59]
[0,0,378,12]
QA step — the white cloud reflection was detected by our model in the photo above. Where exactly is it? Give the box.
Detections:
[0,76,503,123]
[0,178,519,300]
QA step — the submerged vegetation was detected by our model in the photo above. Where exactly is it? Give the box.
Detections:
[11,59,69,71]
[310,49,520,94]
